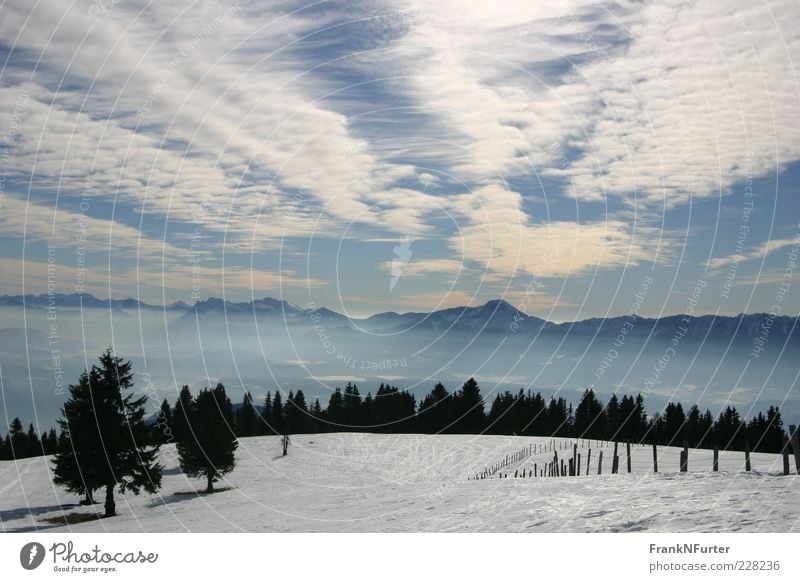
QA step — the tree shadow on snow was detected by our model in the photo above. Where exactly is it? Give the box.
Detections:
[0,503,86,533]
[146,487,234,508]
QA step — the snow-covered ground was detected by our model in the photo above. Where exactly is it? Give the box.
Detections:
[1,433,798,532]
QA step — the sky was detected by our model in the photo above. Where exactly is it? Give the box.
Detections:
[0,0,798,321]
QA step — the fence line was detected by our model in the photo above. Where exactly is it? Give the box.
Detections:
[469,434,796,480]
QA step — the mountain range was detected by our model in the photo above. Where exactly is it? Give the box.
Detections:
[3,292,798,343]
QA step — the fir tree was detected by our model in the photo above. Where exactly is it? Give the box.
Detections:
[9,417,26,459]
[286,389,308,434]
[574,389,605,439]
[327,388,344,426]
[272,391,285,434]
[605,394,621,440]
[172,385,193,443]
[51,349,162,516]
[452,378,485,434]
[663,402,686,445]
[418,382,452,434]
[151,398,173,445]
[45,428,58,455]
[236,391,258,437]
[310,398,324,433]
[177,383,237,492]
[262,392,273,434]
[342,383,362,428]
[27,424,41,457]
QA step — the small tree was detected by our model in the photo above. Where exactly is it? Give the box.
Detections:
[286,389,308,434]
[51,349,162,516]
[172,385,193,443]
[177,383,237,493]
[26,424,41,456]
[151,398,173,445]
[9,417,26,459]
[236,392,258,437]
[271,391,285,434]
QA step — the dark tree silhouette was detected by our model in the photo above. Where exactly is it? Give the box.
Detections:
[52,350,162,515]
[151,398,173,445]
[236,391,259,437]
[573,389,605,439]
[9,417,26,459]
[271,391,285,434]
[172,385,193,443]
[452,378,485,434]
[326,387,344,427]
[177,383,237,493]
[286,389,308,434]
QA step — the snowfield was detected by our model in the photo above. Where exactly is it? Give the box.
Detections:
[1,433,798,533]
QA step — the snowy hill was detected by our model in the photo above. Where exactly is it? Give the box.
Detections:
[1,433,797,533]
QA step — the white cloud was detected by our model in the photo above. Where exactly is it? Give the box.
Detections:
[705,236,799,271]
[447,184,660,279]
[2,0,798,307]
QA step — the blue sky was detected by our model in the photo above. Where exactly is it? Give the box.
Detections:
[0,0,798,320]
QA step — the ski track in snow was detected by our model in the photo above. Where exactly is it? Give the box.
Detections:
[0,433,798,533]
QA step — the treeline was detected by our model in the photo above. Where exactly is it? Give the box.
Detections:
[152,381,789,454]
[0,348,794,520]
[0,418,59,460]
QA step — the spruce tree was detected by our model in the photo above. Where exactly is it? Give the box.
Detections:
[605,394,621,440]
[342,383,362,428]
[272,391,285,434]
[452,378,484,434]
[311,398,324,433]
[27,424,41,457]
[177,383,237,493]
[418,382,452,433]
[261,392,273,434]
[326,387,344,427]
[9,417,26,459]
[47,428,58,455]
[51,349,162,516]
[574,389,605,439]
[237,392,258,437]
[172,385,193,443]
[286,389,308,434]
[52,368,105,505]
[151,398,173,445]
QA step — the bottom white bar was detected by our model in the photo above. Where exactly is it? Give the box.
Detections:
[1,533,797,581]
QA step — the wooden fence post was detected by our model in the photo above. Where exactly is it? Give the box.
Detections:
[611,442,619,474]
[577,453,581,476]
[744,441,751,472]
[597,450,603,475]
[652,443,658,473]
[573,443,578,474]
[680,440,688,472]
[783,437,790,476]
[790,425,800,474]
[713,445,718,472]
[534,462,537,477]
[586,449,592,474]
[626,441,632,473]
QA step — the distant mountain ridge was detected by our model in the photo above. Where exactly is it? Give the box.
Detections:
[2,293,798,343]
[0,293,191,311]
